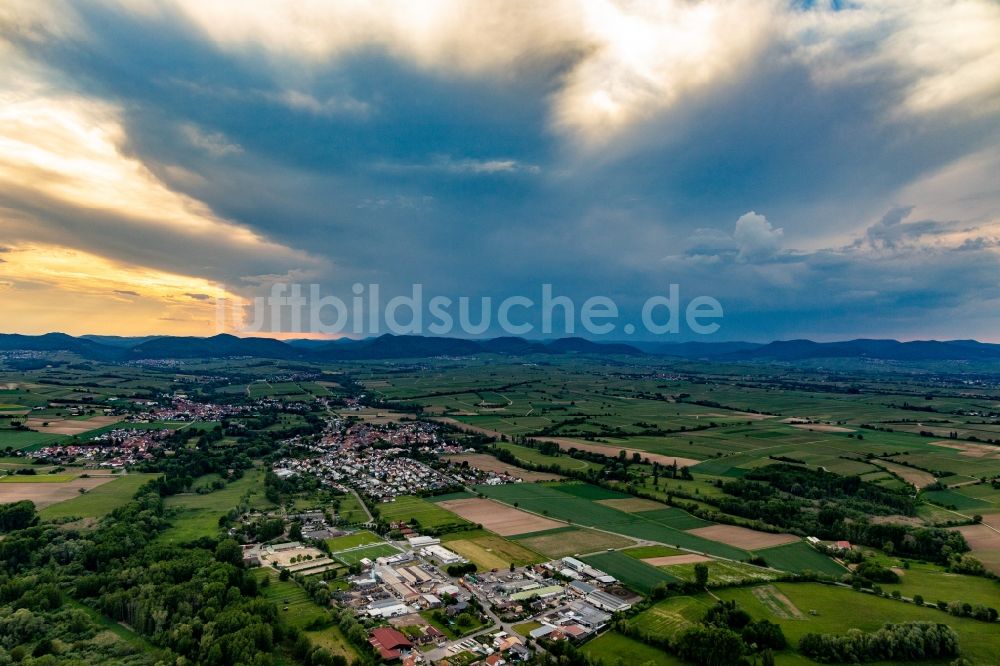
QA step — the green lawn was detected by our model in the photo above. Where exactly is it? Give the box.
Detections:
[332,543,401,565]
[39,473,160,520]
[582,631,684,665]
[325,530,382,551]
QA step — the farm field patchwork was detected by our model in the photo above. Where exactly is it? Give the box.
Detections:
[476,482,751,560]
[443,452,564,481]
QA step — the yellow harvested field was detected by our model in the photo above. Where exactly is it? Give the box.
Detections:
[789,423,854,433]
[0,475,116,508]
[596,497,665,513]
[437,498,564,536]
[875,460,937,489]
[930,441,1000,459]
[687,524,800,550]
[24,415,121,436]
[542,438,701,467]
[443,453,563,482]
[444,535,543,570]
[954,522,1000,574]
[643,554,713,566]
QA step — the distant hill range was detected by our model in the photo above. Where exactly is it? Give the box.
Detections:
[1,332,999,362]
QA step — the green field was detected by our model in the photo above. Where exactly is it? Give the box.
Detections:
[756,541,847,577]
[580,551,680,594]
[888,561,1000,608]
[496,442,603,473]
[582,631,684,665]
[255,569,356,660]
[158,470,273,543]
[39,473,160,520]
[0,429,68,451]
[622,545,686,559]
[629,596,712,640]
[325,530,382,551]
[511,526,637,557]
[662,559,781,585]
[0,473,76,482]
[332,543,401,565]
[477,482,750,560]
[717,582,1000,665]
[377,494,472,531]
[921,488,993,510]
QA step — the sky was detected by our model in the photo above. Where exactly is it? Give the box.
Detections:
[1,0,998,341]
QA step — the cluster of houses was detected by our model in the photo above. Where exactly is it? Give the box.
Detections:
[33,427,173,467]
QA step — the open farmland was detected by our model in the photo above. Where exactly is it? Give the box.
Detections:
[580,550,680,594]
[1,474,117,509]
[443,452,564,481]
[511,526,636,557]
[158,470,273,543]
[686,524,800,550]
[441,531,545,569]
[436,497,563,535]
[378,494,471,531]
[755,541,847,576]
[476,482,752,560]
[36,473,159,518]
[718,582,1000,665]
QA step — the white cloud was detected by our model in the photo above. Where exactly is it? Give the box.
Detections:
[733,211,784,262]
[179,123,243,157]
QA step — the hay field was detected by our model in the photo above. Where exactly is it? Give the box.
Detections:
[437,497,563,535]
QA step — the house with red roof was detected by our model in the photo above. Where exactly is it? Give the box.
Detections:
[369,627,413,661]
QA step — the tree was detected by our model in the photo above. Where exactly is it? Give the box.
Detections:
[215,538,243,566]
[0,500,38,532]
[676,625,745,666]
[694,562,710,587]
